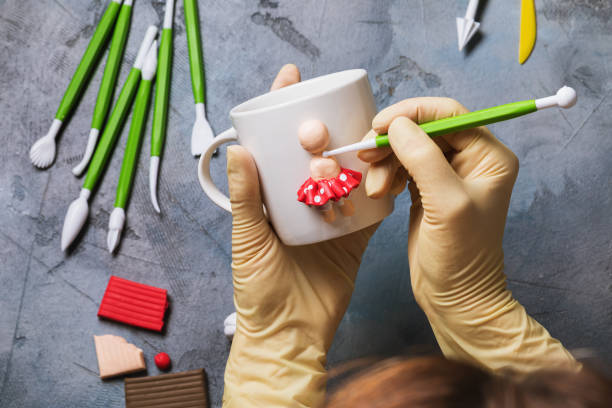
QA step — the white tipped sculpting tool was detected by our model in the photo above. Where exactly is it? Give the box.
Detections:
[108,42,158,253]
[185,0,214,156]
[30,0,124,169]
[323,87,577,157]
[150,0,175,213]
[61,27,158,251]
[456,0,480,51]
[73,0,134,176]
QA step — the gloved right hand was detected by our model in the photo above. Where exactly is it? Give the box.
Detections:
[358,97,579,373]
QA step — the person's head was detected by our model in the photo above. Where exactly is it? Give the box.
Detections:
[298,119,330,154]
[326,356,612,408]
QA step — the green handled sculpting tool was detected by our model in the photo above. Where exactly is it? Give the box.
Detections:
[149,0,175,213]
[184,0,215,156]
[61,26,158,251]
[30,0,124,169]
[108,41,158,253]
[322,86,577,157]
[73,0,134,176]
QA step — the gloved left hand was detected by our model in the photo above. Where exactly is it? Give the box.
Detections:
[223,64,379,408]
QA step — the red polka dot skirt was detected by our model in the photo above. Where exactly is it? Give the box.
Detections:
[297,168,362,206]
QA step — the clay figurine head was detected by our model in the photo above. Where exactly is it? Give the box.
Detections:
[298,120,330,154]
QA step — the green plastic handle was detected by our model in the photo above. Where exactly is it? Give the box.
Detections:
[115,79,153,208]
[55,1,122,121]
[184,0,206,104]
[375,100,538,147]
[91,3,133,130]
[83,68,141,190]
[151,28,173,157]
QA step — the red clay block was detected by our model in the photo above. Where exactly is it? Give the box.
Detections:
[98,276,168,332]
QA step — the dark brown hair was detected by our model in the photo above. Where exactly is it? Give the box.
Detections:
[326,356,612,408]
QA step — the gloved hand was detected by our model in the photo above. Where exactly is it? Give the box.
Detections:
[358,97,580,374]
[223,64,378,407]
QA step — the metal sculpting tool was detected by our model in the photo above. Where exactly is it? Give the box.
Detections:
[150,0,175,213]
[323,87,577,157]
[61,26,158,251]
[184,0,214,156]
[108,41,158,253]
[73,0,134,176]
[30,0,124,169]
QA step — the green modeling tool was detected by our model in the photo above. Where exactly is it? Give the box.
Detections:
[108,41,158,253]
[150,0,175,213]
[73,0,134,177]
[184,0,214,156]
[30,0,124,169]
[61,26,158,251]
[322,87,577,157]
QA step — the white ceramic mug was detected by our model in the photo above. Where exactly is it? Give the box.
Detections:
[198,69,394,246]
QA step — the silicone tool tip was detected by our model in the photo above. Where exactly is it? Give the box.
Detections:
[142,40,159,80]
[163,0,175,28]
[191,136,202,156]
[107,230,120,253]
[323,138,377,157]
[557,86,577,109]
[30,119,62,169]
[72,128,100,176]
[191,104,214,156]
[61,236,70,252]
[149,157,161,213]
[191,139,201,156]
[456,18,479,51]
[107,208,125,253]
[29,136,57,169]
[191,120,214,156]
[134,26,159,69]
[61,191,90,251]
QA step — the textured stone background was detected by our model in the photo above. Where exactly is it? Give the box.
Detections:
[1,0,611,406]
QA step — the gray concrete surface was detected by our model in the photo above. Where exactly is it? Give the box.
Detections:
[1,0,611,406]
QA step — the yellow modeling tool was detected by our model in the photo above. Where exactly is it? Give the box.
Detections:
[519,0,536,64]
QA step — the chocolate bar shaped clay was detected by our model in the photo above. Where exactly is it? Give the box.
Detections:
[124,369,208,407]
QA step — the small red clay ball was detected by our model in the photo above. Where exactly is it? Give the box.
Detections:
[154,352,171,371]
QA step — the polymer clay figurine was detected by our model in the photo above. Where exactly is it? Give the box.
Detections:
[297,119,362,223]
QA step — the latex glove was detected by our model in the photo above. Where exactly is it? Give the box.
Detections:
[223,64,378,407]
[358,98,580,374]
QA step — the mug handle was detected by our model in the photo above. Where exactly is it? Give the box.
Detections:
[197,128,238,213]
